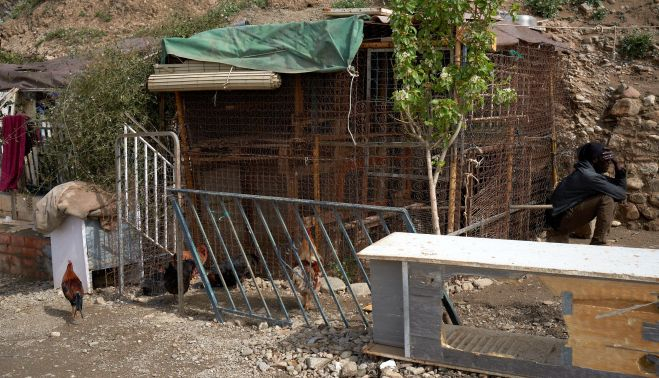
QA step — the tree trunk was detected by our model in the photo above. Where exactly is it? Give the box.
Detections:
[426,147,441,235]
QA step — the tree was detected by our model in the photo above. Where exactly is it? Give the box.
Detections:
[390,0,517,234]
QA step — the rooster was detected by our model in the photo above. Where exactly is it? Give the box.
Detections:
[291,235,321,310]
[61,260,84,319]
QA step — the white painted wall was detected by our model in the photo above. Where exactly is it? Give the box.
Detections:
[49,216,91,292]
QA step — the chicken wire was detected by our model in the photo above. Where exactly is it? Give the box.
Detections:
[179,42,568,246]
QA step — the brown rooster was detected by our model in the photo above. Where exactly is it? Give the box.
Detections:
[292,235,321,310]
[163,245,208,296]
[61,260,84,319]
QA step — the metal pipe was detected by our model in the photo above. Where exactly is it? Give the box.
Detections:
[201,197,238,310]
[333,208,371,289]
[294,207,349,328]
[170,196,224,323]
[235,198,290,323]
[449,209,521,236]
[312,206,369,327]
[272,203,330,326]
[254,201,311,326]
[218,199,270,317]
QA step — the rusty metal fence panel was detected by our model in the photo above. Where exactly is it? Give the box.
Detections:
[167,188,427,328]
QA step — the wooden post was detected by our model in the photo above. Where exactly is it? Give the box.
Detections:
[447,38,463,233]
[313,135,321,242]
[175,92,194,190]
[447,146,458,233]
[503,123,515,239]
[549,68,558,188]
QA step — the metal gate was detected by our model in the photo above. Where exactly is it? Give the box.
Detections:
[168,188,458,328]
[115,125,181,296]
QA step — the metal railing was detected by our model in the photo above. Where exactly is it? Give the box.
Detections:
[115,128,180,296]
[168,188,420,328]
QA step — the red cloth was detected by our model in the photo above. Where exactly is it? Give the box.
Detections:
[0,114,29,191]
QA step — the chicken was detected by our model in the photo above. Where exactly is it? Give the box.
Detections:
[162,245,208,296]
[291,236,321,310]
[164,257,196,295]
[207,254,255,289]
[61,260,84,319]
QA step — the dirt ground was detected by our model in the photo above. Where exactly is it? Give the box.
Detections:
[0,227,657,378]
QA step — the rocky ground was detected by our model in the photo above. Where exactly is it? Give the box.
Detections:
[1,227,656,378]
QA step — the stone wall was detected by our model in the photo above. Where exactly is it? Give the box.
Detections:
[0,230,52,281]
[605,85,658,231]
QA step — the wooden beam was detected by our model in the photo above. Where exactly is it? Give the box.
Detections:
[360,41,394,49]
[447,146,458,233]
[174,92,194,190]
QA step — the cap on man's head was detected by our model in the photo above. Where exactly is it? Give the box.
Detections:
[577,142,605,162]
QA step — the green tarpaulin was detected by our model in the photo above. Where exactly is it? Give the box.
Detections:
[161,16,364,74]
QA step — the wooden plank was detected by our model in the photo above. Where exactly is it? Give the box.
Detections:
[564,302,658,376]
[409,262,444,360]
[541,276,659,303]
[358,233,659,282]
[323,7,392,17]
[441,324,564,365]
[370,260,404,348]
[364,342,629,377]
[360,41,394,49]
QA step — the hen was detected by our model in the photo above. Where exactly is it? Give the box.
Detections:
[292,236,321,310]
[207,254,255,289]
[61,260,84,319]
[162,245,208,296]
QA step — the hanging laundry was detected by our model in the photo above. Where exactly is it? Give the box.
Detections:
[0,114,29,191]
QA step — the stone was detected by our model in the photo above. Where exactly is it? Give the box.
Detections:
[638,204,657,220]
[349,283,370,297]
[649,179,659,192]
[258,322,269,331]
[306,357,332,370]
[94,297,105,305]
[379,360,396,370]
[644,95,656,106]
[628,193,647,204]
[627,177,645,190]
[619,203,640,221]
[406,366,426,375]
[610,98,641,117]
[341,361,358,377]
[638,162,659,175]
[50,331,61,337]
[649,193,659,208]
[473,278,494,289]
[644,110,659,122]
[321,277,347,293]
[382,368,403,378]
[611,220,622,227]
[579,2,594,15]
[241,347,254,357]
[257,361,270,372]
[461,282,474,291]
[608,134,625,149]
[621,86,641,99]
[617,117,638,129]
[646,220,659,232]
[340,351,353,359]
[646,121,658,130]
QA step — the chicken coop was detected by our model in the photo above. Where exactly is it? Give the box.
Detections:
[123,15,572,311]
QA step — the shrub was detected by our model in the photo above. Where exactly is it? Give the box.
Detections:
[524,0,564,18]
[9,0,45,18]
[618,31,654,60]
[0,48,43,64]
[592,7,607,21]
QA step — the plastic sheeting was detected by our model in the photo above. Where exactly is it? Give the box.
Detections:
[161,16,364,73]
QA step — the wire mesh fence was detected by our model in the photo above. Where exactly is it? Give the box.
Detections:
[178,42,569,242]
